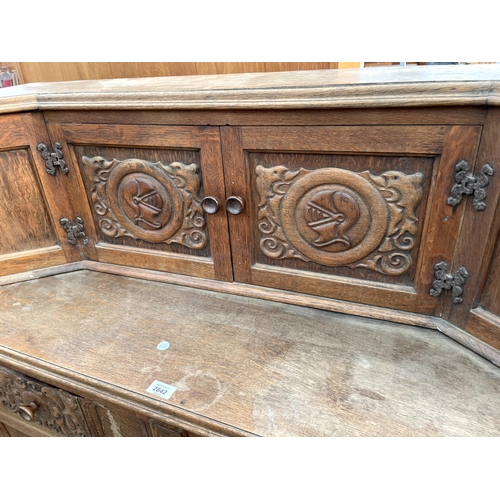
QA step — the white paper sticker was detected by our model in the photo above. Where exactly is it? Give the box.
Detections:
[146,380,177,400]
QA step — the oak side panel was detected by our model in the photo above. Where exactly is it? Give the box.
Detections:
[465,308,500,351]
[414,125,482,314]
[448,108,500,330]
[0,112,75,275]
[0,149,56,253]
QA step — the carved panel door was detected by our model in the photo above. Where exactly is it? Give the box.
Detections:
[221,125,481,314]
[46,123,232,281]
[0,112,80,278]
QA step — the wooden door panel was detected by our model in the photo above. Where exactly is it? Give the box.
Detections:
[223,125,481,314]
[46,122,232,281]
[0,113,71,277]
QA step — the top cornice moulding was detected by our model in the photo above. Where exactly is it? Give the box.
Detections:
[1,65,500,113]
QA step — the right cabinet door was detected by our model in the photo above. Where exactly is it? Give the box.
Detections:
[221,124,481,315]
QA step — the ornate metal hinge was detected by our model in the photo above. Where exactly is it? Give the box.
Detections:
[60,217,89,245]
[429,261,469,304]
[37,142,69,176]
[447,160,494,211]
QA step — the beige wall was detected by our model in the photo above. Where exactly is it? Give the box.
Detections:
[14,62,361,84]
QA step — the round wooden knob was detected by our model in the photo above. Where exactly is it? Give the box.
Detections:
[18,403,38,422]
[201,196,219,214]
[226,196,244,215]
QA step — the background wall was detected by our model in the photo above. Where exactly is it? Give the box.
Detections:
[2,62,361,84]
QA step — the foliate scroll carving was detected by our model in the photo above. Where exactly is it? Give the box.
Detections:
[256,165,424,276]
[82,156,207,249]
[0,366,90,437]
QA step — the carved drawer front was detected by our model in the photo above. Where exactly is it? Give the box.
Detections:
[0,366,90,437]
[45,123,232,282]
[223,125,482,314]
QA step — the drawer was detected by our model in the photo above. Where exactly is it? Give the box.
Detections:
[0,365,90,437]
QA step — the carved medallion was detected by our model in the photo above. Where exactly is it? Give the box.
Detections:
[256,165,424,276]
[82,156,207,249]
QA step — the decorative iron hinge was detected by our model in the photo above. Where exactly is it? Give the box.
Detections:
[429,261,469,304]
[37,142,69,176]
[60,217,88,245]
[447,160,494,211]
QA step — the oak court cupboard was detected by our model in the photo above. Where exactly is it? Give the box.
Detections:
[0,65,499,437]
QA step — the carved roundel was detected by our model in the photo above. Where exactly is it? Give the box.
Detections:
[281,169,389,266]
[107,160,184,243]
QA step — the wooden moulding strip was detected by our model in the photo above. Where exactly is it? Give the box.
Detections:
[95,244,216,280]
[0,247,68,278]
[0,350,253,437]
[434,317,500,368]
[85,260,432,327]
[0,261,86,286]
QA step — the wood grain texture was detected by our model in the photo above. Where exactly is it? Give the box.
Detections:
[2,65,500,113]
[242,125,447,154]
[0,112,78,275]
[465,308,500,351]
[42,107,488,127]
[95,244,215,279]
[0,247,67,277]
[413,125,481,315]
[447,108,500,331]
[0,270,499,436]
[0,149,57,254]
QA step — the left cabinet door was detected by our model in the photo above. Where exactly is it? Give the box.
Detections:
[46,123,232,281]
[0,112,78,277]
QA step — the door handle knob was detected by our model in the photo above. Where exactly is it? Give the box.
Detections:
[226,196,244,215]
[201,196,219,214]
[18,403,38,422]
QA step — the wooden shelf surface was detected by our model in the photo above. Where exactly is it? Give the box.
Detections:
[0,270,499,436]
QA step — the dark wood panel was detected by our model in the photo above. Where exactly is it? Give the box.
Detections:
[42,107,488,127]
[53,123,201,148]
